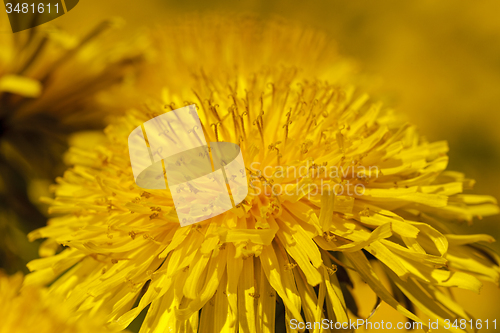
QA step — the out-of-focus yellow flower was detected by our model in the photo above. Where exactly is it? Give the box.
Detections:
[0,19,144,273]
[0,19,142,181]
[0,271,122,333]
[26,17,500,332]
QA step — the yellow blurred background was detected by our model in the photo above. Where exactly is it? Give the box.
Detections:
[2,0,499,331]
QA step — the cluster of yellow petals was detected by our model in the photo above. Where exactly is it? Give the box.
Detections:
[0,272,118,333]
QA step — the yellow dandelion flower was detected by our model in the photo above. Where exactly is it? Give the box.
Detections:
[0,271,122,333]
[26,17,500,332]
